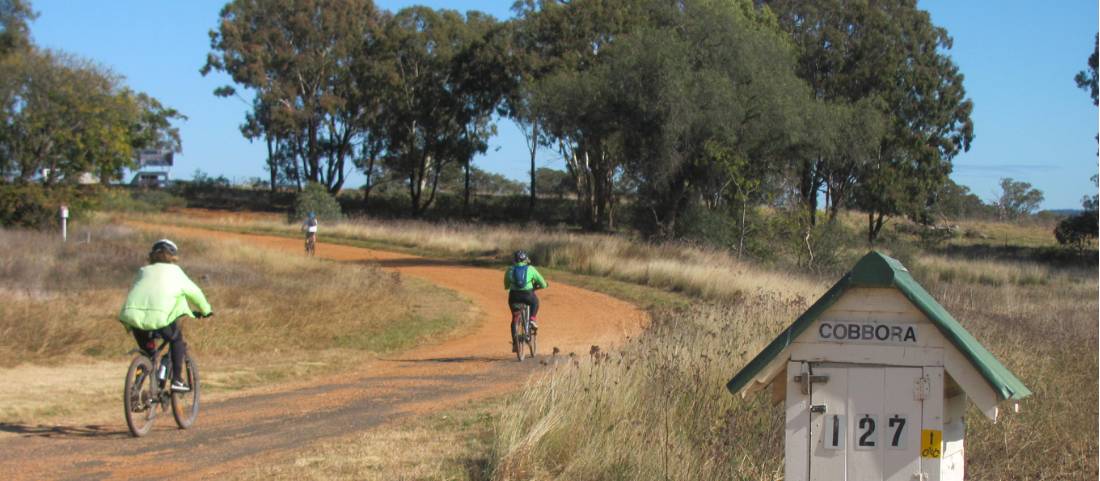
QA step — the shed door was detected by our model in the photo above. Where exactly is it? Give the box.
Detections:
[808,365,926,481]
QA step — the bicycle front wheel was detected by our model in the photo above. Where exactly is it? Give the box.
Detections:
[171,355,200,429]
[124,356,156,437]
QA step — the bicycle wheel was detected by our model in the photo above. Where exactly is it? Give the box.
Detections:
[124,356,156,437]
[513,318,526,362]
[171,355,200,429]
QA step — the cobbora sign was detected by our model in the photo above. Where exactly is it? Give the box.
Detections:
[818,322,917,344]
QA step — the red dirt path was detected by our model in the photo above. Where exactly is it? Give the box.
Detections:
[0,221,645,481]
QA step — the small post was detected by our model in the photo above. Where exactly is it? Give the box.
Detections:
[59,204,69,242]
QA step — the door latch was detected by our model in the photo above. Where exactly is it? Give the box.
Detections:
[810,404,827,414]
[794,374,830,395]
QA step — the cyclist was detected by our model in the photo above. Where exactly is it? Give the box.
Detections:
[504,250,547,347]
[301,211,318,251]
[118,239,213,392]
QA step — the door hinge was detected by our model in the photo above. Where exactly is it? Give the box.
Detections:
[915,375,930,401]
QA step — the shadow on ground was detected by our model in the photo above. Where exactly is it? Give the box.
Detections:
[0,423,128,440]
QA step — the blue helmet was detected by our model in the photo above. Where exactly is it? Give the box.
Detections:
[308,211,316,219]
[513,250,528,264]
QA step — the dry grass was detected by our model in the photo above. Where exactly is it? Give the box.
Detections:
[948,218,1062,248]
[0,222,469,425]
[490,296,807,481]
[917,253,1089,287]
[921,263,1098,480]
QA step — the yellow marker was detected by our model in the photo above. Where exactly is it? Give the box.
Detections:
[920,429,942,458]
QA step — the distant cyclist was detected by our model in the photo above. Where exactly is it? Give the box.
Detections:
[504,250,547,338]
[301,211,318,253]
[118,239,213,392]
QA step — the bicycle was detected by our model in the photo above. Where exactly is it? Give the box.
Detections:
[510,303,537,361]
[305,234,316,257]
[123,315,203,437]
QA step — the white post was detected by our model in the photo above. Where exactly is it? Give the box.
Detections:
[59,204,69,242]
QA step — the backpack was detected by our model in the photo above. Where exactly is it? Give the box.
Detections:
[511,265,529,289]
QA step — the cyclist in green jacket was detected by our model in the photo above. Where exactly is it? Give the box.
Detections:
[504,250,547,334]
[119,239,213,392]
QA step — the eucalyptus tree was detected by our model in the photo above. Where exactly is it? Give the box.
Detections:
[373,7,502,216]
[513,0,817,234]
[513,0,651,230]
[203,0,384,193]
[765,0,974,242]
[995,177,1044,220]
[610,0,825,237]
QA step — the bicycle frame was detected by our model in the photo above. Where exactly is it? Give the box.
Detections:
[128,336,174,404]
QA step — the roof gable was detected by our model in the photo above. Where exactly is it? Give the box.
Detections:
[727,251,1031,403]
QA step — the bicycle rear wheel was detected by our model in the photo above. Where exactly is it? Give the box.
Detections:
[171,355,200,429]
[513,318,526,362]
[124,356,156,437]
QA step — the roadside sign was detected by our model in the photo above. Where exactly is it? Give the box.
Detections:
[137,149,174,167]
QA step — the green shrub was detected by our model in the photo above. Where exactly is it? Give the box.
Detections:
[292,182,343,222]
[1054,211,1097,249]
[0,183,96,228]
[675,204,739,249]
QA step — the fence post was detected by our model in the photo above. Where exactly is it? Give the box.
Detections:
[60,204,69,242]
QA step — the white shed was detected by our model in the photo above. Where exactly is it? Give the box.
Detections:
[726,251,1030,481]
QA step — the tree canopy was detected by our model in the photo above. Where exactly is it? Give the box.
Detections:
[201,0,995,246]
[1075,34,1098,106]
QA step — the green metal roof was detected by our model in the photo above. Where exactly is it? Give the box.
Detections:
[726,251,1032,402]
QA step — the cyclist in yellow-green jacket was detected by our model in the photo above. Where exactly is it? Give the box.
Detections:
[504,250,547,335]
[119,239,213,392]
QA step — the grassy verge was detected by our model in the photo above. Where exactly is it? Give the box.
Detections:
[0,223,472,426]
[229,398,500,481]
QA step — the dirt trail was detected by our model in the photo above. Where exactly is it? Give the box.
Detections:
[0,222,646,481]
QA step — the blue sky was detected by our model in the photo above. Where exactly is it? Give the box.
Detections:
[30,0,1099,209]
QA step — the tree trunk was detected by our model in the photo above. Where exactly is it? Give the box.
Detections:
[799,158,822,227]
[463,161,471,216]
[738,196,747,260]
[362,155,376,209]
[265,135,276,193]
[408,168,421,217]
[528,120,538,218]
[867,211,887,244]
